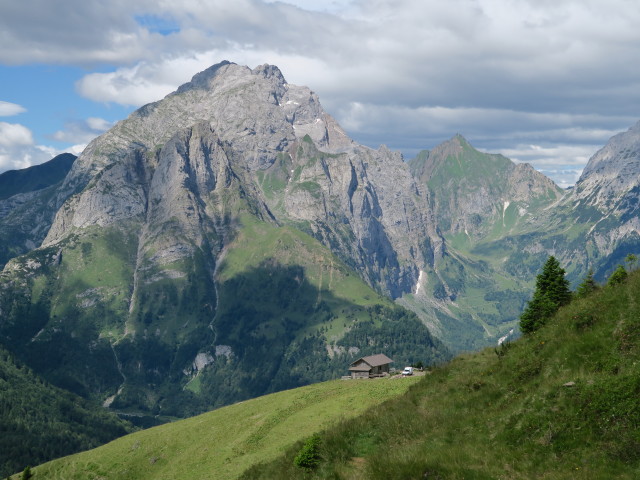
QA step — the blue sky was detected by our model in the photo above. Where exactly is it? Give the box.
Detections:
[1,0,640,187]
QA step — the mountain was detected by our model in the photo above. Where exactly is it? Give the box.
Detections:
[0,153,76,267]
[455,122,640,286]
[401,129,640,349]
[400,135,564,350]
[0,346,133,478]
[0,153,75,201]
[409,134,563,242]
[1,60,639,431]
[0,62,448,421]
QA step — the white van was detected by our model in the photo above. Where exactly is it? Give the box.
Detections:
[402,366,413,376]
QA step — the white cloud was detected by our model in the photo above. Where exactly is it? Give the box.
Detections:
[0,122,68,173]
[86,117,113,131]
[0,122,33,147]
[0,101,26,117]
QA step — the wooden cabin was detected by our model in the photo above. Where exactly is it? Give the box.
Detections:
[348,353,393,379]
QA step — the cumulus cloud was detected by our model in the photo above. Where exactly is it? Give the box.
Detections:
[0,122,58,172]
[0,122,34,147]
[0,101,26,116]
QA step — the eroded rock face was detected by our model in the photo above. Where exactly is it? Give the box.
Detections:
[42,61,442,298]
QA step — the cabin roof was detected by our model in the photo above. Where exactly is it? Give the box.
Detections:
[349,353,393,369]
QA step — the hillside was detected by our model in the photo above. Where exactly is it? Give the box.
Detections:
[245,268,640,479]
[25,376,421,480]
[0,346,133,478]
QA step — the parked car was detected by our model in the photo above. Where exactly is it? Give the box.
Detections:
[402,366,413,376]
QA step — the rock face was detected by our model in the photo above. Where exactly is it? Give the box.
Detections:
[0,61,447,417]
[44,62,442,298]
[573,121,640,223]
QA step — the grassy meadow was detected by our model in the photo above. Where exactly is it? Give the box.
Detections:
[24,377,419,479]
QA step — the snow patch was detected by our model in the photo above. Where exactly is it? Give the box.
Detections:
[502,201,511,227]
[498,329,514,345]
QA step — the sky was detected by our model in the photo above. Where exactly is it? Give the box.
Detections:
[1,0,640,188]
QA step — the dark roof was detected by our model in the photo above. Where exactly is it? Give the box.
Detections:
[349,353,393,368]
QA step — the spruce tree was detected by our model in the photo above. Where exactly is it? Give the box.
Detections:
[520,256,571,334]
[576,268,598,298]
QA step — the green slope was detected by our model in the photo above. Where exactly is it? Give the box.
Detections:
[0,346,134,478]
[27,377,420,480]
[246,269,640,479]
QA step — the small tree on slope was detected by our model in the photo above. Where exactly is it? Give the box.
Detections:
[520,256,571,334]
[576,268,598,299]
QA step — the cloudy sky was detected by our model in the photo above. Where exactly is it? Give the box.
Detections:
[1,0,639,187]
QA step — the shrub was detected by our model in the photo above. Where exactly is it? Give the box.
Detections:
[293,434,322,470]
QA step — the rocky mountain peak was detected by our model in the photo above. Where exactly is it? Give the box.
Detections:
[573,120,640,209]
[175,60,235,94]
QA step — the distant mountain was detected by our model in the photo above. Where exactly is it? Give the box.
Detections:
[402,129,640,349]
[409,134,563,241]
[0,153,75,200]
[0,153,76,268]
[455,122,640,285]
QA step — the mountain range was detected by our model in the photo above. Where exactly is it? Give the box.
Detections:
[0,61,639,470]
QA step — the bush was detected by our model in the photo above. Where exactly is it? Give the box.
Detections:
[293,434,322,470]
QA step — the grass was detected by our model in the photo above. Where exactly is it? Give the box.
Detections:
[244,269,640,479]
[217,214,390,342]
[28,377,420,480]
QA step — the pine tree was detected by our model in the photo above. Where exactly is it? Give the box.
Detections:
[520,256,571,334]
[576,269,598,298]
[21,466,32,480]
[607,264,628,287]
